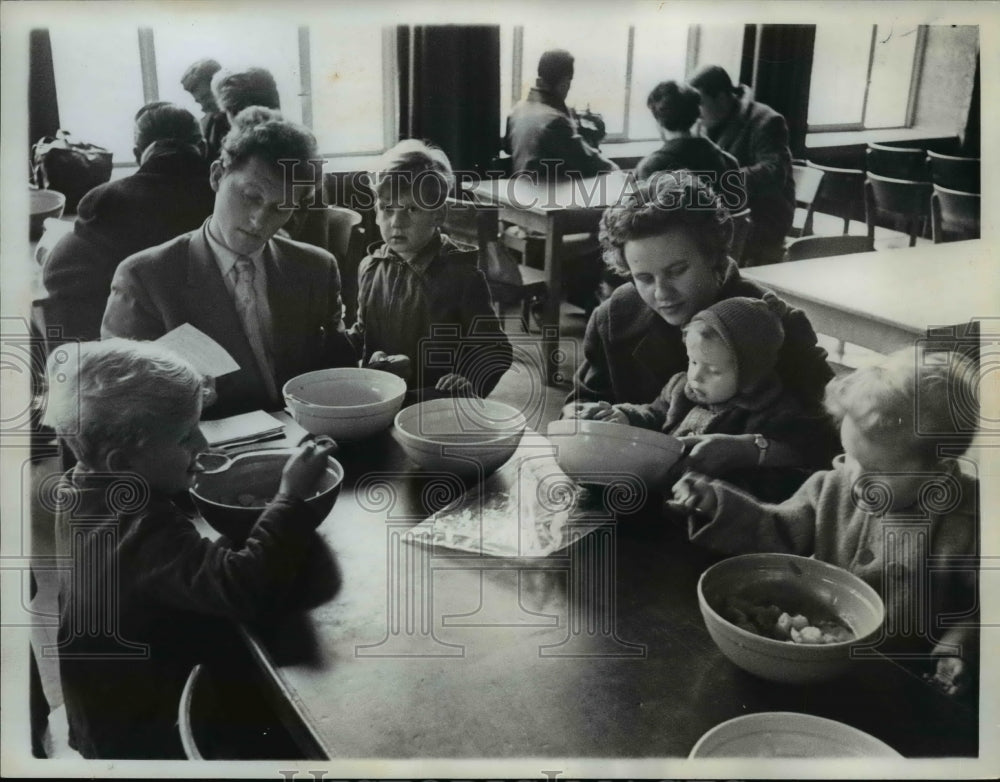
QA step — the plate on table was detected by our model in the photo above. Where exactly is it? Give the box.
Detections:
[689,712,902,758]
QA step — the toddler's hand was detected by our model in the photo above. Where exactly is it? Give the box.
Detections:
[367,351,411,379]
[278,439,337,500]
[925,656,968,697]
[435,373,475,395]
[666,471,717,516]
[592,405,629,424]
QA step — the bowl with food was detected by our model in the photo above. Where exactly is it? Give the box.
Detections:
[393,397,527,478]
[545,419,686,487]
[283,368,407,441]
[698,553,885,684]
[190,448,344,542]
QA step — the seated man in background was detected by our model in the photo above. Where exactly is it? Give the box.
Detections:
[503,49,618,312]
[42,102,216,343]
[102,109,356,418]
[690,64,795,266]
[181,57,229,162]
[504,48,617,179]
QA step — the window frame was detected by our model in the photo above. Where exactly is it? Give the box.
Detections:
[807,24,928,133]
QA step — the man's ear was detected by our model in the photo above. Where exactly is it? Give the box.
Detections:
[104,448,132,473]
[209,159,224,192]
[433,203,448,229]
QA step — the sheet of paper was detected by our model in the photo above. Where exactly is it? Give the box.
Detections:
[404,435,606,558]
[200,410,285,447]
[155,323,240,378]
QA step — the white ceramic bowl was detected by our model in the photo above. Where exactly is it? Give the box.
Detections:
[545,419,686,487]
[690,712,901,758]
[392,397,527,477]
[283,368,407,441]
[698,553,885,684]
[30,188,66,240]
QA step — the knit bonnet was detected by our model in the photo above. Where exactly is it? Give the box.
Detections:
[688,295,785,390]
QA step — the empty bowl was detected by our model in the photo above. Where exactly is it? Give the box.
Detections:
[392,397,527,478]
[283,368,407,441]
[191,449,344,542]
[690,712,901,758]
[698,553,885,684]
[30,188,66,240]
[545,419,686,487]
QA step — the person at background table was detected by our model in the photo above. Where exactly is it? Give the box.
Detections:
[635,80,740,188]
[566,173,838,490]
[348,139,512,399]
[181,57,229,162]
[689,65,795,266]
[42,102,216,343]
[672,345,980,698]
[102,108,356,418]
[211,66,325,248]
[44,338,337,758]
[503,48,618,179]
[574,296,827,501]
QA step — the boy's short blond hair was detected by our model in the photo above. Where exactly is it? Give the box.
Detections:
[372,139,453,209]
[43,339,206,469]
[824,345,978,464]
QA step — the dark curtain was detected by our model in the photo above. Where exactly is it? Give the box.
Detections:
[29,29,61,160]
[961,54,980,157]
[751,25,816,159]
[397,25,501,175]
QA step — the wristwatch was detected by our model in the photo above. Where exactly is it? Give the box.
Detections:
[752,434,770,466]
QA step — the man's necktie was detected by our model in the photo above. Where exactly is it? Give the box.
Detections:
[233,257,279,402]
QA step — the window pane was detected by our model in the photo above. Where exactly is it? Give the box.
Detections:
[49,26,144,164]
[152,21,302,124]
[310,24,385,155]
[864,24,918,129]
[808,25,871,127]
[630,23,689,140]
[694,25,744,84]
[521,23,629,135]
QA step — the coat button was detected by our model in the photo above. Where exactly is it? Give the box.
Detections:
[857,548,875,565]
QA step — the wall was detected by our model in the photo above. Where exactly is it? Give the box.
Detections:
[912,25,979,135]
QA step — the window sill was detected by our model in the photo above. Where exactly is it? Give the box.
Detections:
[805,126,957,149]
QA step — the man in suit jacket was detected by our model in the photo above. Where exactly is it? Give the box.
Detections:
[690,65,795,266]
[503,49,617,179]
[181,58,230,162]
[102,110,356,418]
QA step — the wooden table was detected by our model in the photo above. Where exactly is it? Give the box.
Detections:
[236,430,978,764]
[742,243,996,354]
[468,172,636,386]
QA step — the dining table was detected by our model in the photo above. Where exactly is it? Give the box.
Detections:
[224,419,979,766]
[467,171,636,386]
[741,242,995,355]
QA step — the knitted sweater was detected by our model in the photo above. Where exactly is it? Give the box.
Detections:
[689,457,980,658]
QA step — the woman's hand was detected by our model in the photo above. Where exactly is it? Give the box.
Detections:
[435,373,475,395]
[666,471,717,517]
[678,434,757,475]
[367,350,411,380]
[562,400,624,421]
[278,439,337,500]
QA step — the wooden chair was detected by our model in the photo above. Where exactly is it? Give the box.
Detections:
[931,185,981,243]
[864,172,933,248]
[789,161,825,238]
[926,151,980,194]
[866,142,928,181]
[326,205,363,263]
[178,663,306,760]
[784,234,875,262]
[730,208,753,266]
[802,162,866,235]
[443,197,548,332]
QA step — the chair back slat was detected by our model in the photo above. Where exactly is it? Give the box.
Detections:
[932,185,981,242]
[784,234,875,262]
[926,151,980,193]
[866,142,928,181]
